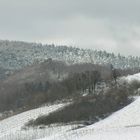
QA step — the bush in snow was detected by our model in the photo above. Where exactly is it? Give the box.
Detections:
[27,83,132,127]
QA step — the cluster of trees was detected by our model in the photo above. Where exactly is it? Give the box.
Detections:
[28,83,132,126]
[0,59,139,113]
[64,70,101,94]
[0,70,101,112]
[24,81,51,93]
[47,70,101,101]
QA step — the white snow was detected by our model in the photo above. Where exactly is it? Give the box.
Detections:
[0,98,140,140]
[0,103,69,140]
[78,127,140,140]
[87,97,140,129]
[36,97,140,140]
[121,73,140,83]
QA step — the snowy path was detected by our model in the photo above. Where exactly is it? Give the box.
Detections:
[0,103,67,140]
[78,127,140,140]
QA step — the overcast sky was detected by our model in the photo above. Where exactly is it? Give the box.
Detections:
[0,0,140,56]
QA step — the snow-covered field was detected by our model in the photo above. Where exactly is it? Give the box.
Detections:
[0,103,74,140]
[37,97,140,140]
[1,98,140,140]
[1,73,140,140]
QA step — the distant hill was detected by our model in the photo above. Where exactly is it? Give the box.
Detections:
[0,40,140,79]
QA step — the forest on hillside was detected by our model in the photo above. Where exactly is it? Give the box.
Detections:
[1,40,140,80]
[0,59,139,118]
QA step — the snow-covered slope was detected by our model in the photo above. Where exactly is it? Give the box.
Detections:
[1,95,140,140]
[1,73,140,140]
[123,72,140,82]
[36,97,140,140]
[88,97,140,129]
[0,103,71,140]
[38,73,140,140]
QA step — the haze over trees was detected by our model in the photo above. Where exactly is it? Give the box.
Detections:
[0,58,139,114]
[0,40,140,80]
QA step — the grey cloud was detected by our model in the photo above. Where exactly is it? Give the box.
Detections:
[1,0,140,21]
[0,0,140,56]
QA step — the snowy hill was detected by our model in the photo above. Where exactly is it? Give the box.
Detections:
[1,70,140,140]
[123,72,140,82]
[0,103,70,140]
[37,96,140,140]
[1,40,140,79]
[1,94,139,140]
[74,97,140,140]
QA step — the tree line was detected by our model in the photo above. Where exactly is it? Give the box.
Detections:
[0,60,139,113]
